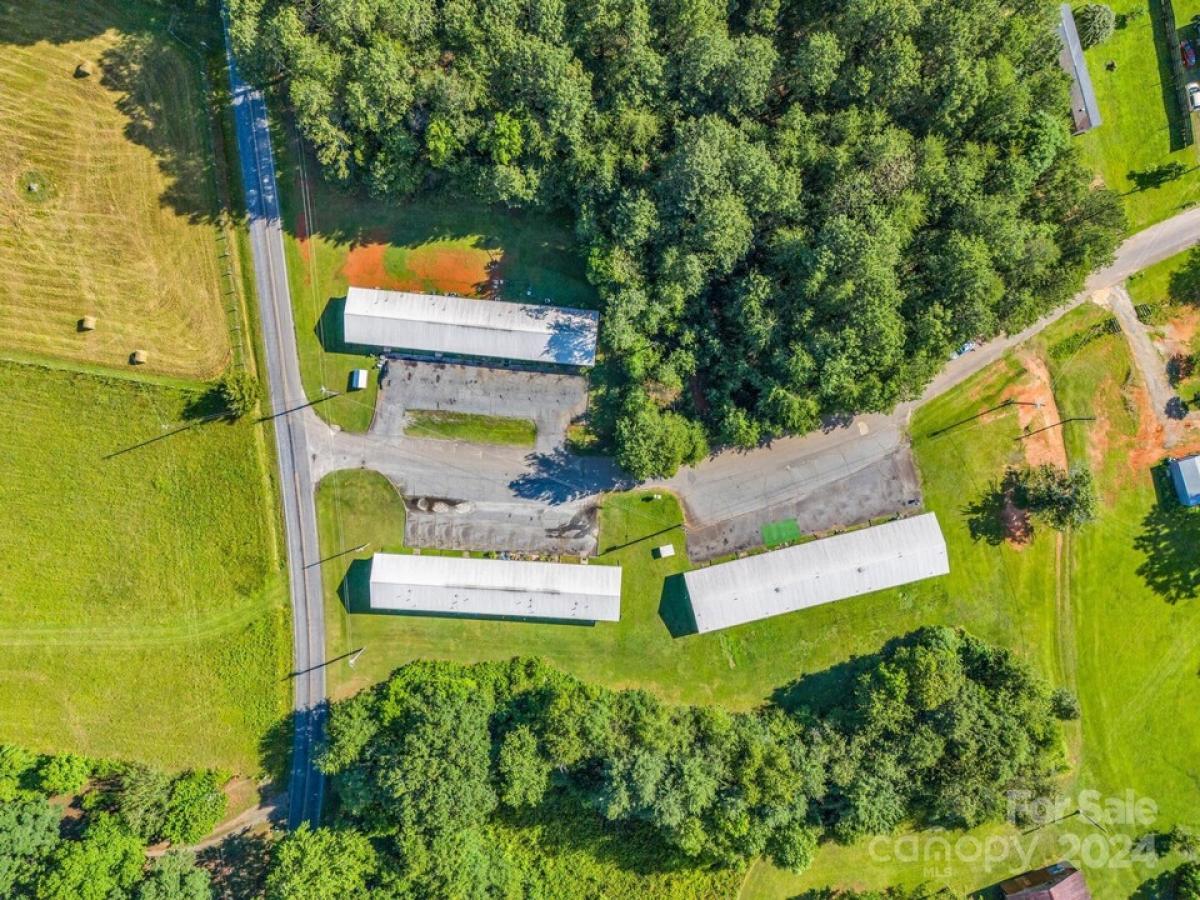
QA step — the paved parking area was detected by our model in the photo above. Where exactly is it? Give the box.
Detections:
[371,359,588,451]
[404,498,598,556]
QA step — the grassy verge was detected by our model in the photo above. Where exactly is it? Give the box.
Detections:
[0,361,289,773]
[404,409,537,446]
[0,0,231,378]
[271,120,597,433]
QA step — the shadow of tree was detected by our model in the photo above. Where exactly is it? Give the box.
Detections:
[1129,865,1178,900]
[1168,247,1200,305]
[99,30,223,226]
[963,471,1029,546]
[1134,465,1200,603]
[507,448,629,504]
[198,829,273,900]
[1127,162,1190,192]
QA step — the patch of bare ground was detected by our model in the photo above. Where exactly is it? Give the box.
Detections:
[1007,351,1068,470]
[1001,493,1033,546]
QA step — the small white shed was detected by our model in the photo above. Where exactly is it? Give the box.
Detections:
[349,369,369,391]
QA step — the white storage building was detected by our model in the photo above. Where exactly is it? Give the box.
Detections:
[368,553,622,622]
[343,286,599,367]
[683,513,949,634]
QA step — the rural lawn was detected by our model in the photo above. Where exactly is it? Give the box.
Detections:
[275,129,597,432]
[0,0,231,378]
[1077,0,1200,231]
[317,306,1200,895]
[0,361,290,773]
[404,409,537,446]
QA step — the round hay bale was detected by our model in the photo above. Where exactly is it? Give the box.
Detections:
[416,497,430,512]
[432,501,450,513]
[130,349,147,365]
[78,316,96,332]
[74,61,93,78]
[453,501,473,514]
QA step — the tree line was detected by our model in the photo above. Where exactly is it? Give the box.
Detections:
[229,0,1125,477]
[0,747,225,899]
[262,627,1076,896]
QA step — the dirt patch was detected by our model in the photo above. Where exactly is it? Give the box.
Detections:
[1129,383,1168,473]
[1007,352,1068,470]
[339,239,495,296]
[1166,307,1200,353]
[1000,493,1033,546]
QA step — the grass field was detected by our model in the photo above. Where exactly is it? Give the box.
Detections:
[316,304,1200,894]
[0,0,232,378]
[404,409,537,446]
[274,129,598,432]
[1077,0,1200,231]
[0,360,289,773]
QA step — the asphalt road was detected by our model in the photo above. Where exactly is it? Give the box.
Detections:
[222,16,325,828]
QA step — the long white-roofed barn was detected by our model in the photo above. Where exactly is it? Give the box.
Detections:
[682,513,949,633]
[367,553,622,622]
[343,286,599,367]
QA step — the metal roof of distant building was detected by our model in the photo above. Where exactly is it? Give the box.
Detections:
[1057,3,1102,134]
[368,553,621,622]
[343,286,599,366]
[1170,453,1200,500]
[683,513,949,634]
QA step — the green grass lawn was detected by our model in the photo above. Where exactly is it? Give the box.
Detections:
[0,360,290,774]
[1077,0,1200,231]
[404,409,537,446]
[273,128,597,433]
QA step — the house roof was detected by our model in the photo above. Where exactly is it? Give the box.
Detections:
[682,513,950,634]
[1001,862,1091,900]
[368,553,622,622]
[343,286,599,366]
[1057,3,1103,134]
[1170,454,1200,502]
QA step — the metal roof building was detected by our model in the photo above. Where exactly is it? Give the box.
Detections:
[343,286,599,366]
[683,513,949,634]
[1169,454,1200,506]
[1057,4,1102,135]
[368,553,622,622]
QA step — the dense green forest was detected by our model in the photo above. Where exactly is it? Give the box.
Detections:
[230,0,1124,476]
[0,748,224,898]
[263,628,1073,896]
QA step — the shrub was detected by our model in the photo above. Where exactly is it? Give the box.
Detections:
[217,370,260,419]
[1076,4,1116,48]
[1050,687,1081,721]
[38,754,91,796]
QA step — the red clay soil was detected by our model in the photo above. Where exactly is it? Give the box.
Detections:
[1001,493,1033,546]
[1007,352,1068,470]
[340,241,493,296]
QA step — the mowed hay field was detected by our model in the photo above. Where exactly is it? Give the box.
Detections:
[0,0,229,377]
[318,307,1200,895]
[0,360,290,773]
[276,131,597,432]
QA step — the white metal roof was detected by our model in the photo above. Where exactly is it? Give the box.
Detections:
[683,513,949,633]
[343,286,599,366]
[1170,454,1200,502]
[368,553,622,622]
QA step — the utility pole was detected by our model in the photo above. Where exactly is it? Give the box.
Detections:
[348,647,365,668]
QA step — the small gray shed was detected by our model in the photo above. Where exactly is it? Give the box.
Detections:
[1169,454,1200,506]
